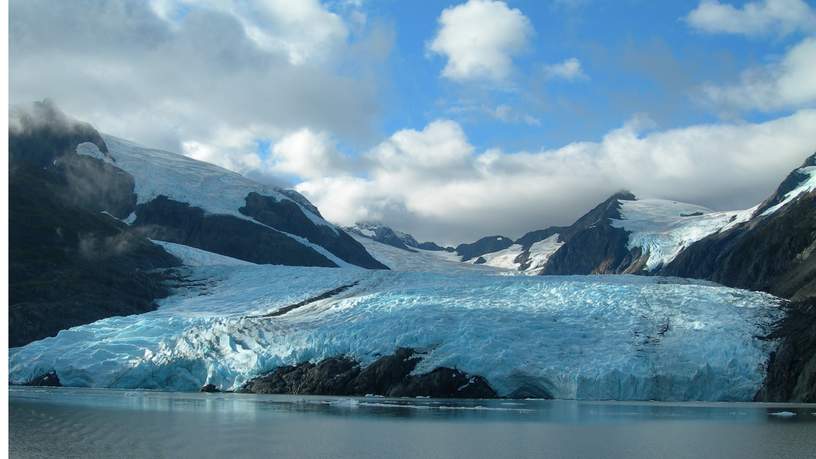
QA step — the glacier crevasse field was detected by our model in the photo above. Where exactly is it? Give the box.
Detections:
[9,243,783,401]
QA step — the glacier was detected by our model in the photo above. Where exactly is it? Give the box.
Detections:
[9,244,782,401]
[612,199,756,271]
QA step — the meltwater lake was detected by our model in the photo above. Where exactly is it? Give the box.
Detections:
[9,387,816,459]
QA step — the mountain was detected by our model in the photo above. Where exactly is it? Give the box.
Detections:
[345,222,452,253]
[9,102,386,346]
[660,154,816,300]
[9,102,181,346]
[455,235,514,261]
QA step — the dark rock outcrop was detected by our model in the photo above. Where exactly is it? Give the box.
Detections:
[10,104,181,347]
[24,371,62,387]
[200,384,221,393]
[132,196,337,267]
[241,194,388,269]
[755,300,816,403]
[387,368,495,398]
[345,222,419,252]
[415,241,453,252]
[541,191,645,275]
[456,235,513,261]
[240,348,498,398]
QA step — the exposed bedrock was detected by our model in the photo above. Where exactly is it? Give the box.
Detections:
[132,196,338,268]
[239,348,498,399]
[239,192,388,269]
[755,299,816,403]
[10,103,181,347]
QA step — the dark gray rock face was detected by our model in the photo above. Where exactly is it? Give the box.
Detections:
[456,235,513,261]
[10,105,181,347]
[200,384,221,393]
[10,100,109,168]
[415,241,453,252]
[240,348,498,398]
[387,368,496,398]
[24,371,62,387]
[133,196,337,267]
[541,191,645,275]
[241,194,388,269]
[755,300,816,403]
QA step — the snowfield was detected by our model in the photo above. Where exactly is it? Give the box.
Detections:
[612,199,755,271]
[350,234,509,274]
[9,244,782,401]
[80,137,336,233]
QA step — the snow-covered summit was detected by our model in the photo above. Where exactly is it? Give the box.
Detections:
[76,135,387,270]
[93,136,333,230]
[346,222,451,253]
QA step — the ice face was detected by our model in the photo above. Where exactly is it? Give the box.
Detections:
[9,246,781,401]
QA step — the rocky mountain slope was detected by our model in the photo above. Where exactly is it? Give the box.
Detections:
[345,222,451,252]
[10,102,181,346]
[463,153,815,288]
[9,102,387,346]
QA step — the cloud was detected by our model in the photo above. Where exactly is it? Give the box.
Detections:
[428,0,534,82]
[10,0,386,168]
[490,105,542,126]
[268,128,351,179]
[295,110,816,244]
[686,0,816,37]
[700,37,816,113]
[542,58,587,81]
[149,0,349,65]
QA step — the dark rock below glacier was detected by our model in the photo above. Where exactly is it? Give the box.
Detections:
[239,348,498,398]
[24,371,62,387]
[755,299,816,403]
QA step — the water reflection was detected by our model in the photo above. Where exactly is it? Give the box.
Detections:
[10,387,816,459]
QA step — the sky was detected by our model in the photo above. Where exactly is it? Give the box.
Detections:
[9,0,816,243]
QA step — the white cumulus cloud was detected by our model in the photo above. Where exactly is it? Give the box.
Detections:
[268,129,351,179]
[294,110,816,244]
[428,0,534,82]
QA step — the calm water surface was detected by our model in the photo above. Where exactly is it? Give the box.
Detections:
[9,386,816,459]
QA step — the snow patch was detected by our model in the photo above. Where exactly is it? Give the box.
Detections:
[351,234,510,274]
[75,142,112,163]
[154,240,255,267]
[761,166,816,216]
[476,244,524,271]
[525,235,564,274]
